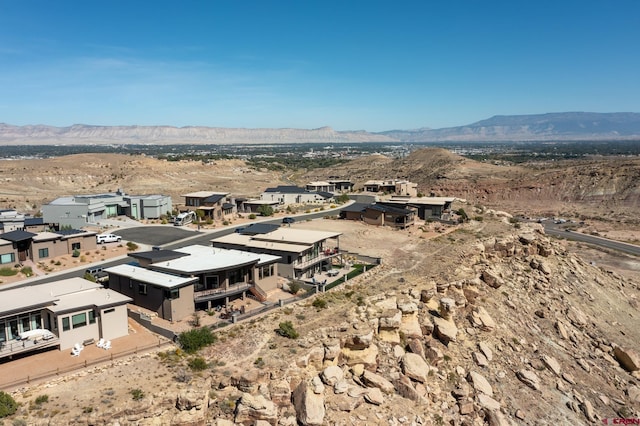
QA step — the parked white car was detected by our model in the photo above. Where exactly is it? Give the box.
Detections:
[96,233,121,244]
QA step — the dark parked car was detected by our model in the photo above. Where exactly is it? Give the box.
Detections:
[282,217,295,224]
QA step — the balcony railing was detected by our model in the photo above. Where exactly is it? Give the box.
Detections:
[0,336,60,359]
[294,250,340,270]
[194,283,253,302]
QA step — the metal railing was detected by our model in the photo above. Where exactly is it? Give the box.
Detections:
[193,283,253,301]
[0,336,60,359]
[0,339,170,391]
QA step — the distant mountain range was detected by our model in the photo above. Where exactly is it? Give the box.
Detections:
[1,112,639,145]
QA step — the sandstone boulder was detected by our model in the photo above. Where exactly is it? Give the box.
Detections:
[467,371,493,396]
[234,393,278,425]
[516,369,541,390]
[361,370,395,393]
[433,316,458,345]
[613,346,640,372]
[320,366,344,386]
[379,309,402,330]
[402,353,432,383]
[481,269,504,289]
[293,381,325,426]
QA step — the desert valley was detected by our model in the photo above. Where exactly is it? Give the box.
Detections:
[0,147,639,425]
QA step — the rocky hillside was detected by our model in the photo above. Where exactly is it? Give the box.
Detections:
[0,153,287,213]
[8,216,640,424]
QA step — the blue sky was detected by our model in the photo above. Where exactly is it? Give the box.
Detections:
[1,1,639,132]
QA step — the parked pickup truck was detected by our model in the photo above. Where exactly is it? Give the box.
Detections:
[85,267,109,283]
[96,233,121,244]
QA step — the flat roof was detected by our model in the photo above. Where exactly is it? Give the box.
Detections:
[105,264,198,289]
[0,230,37,242]
[149,245,273,275]
[252,227,341,245]
[0,286,57,316]
[32,231,63,241]
[128,249,190,263]
[243,200,280,205]
[387,196,456,205]
[47,288,132,313]
[212,233,312,253]
[0,278,131,316]
[211,227,341,253]
[182,191,229,198]
[307,181,332,186]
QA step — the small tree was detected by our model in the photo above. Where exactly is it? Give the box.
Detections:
[0,391,18,418]
[178,327,216,353]
[257,204,274,217]
[288,281,301,295]
[336,194,350,204]
[277,321,299,339]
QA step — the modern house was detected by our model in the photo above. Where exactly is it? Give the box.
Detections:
[0,229,97,265]
[306,181,336,193]
[362,179,418,197]
[124,194,173,221]
[339,203,373,221]
[260,185,334,205]
[0,278,131,356]
[211,227,342,279]
[106,245,281,320]
[179,191,236,221]
[361,204,416,229]
[42,189,171,228]
[327,179,354,193]
[238,199,281,214]
[378,196,456,220]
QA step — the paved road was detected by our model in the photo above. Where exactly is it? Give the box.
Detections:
[542,222,640,257]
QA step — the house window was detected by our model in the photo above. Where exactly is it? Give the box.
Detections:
[259,264,273,279]
[138,283,147,295]
[38,248,49,259]
[62,317,70,331]
[72,313,87,329]
[164,289,180,300]
[0,253,15,264]
[71,242,81,250]
[88,311,96,324]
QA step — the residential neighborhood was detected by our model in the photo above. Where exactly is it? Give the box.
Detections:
[0,180,456,367]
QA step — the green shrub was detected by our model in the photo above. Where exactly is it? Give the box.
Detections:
[126,242,139,251]
[288,281,301,295]
[72,249,81,258]
[0,391,18,418]
[178,327,216,353]
[276,321,299,339]
[20,266,33,277]
[188,356,208,371]
[312,298,327,309]
[0,267,17,277]
[130,389,144,401]
[34,394,49,405]
[336,194,350,204]
[248,213,256,219]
